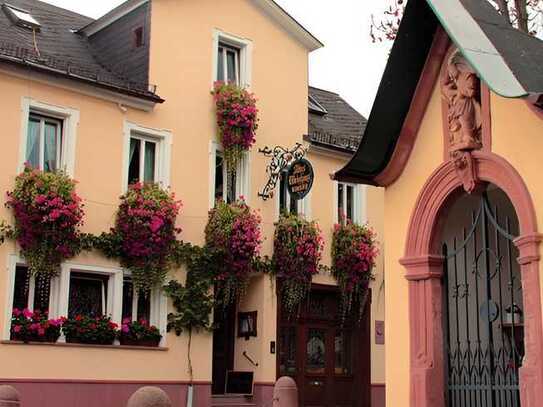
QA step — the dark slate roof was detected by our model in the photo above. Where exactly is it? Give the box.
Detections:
[335,0,543,184]
[306,86,367,153]
[0,0,162,102]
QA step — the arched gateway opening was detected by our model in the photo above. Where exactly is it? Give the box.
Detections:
[400,152,543,407]
[441,185,522,406]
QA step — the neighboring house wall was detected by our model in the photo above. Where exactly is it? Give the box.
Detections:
[88,3,151,85]
[383,61,543,406]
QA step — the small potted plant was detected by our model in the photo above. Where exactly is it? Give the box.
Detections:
[119,318,162,347]
[10,308,63,343]
[62,315,118,345]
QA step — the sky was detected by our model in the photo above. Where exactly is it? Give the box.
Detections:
[40,0,391,117]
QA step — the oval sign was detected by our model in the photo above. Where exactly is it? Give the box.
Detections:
[286,158,314,200]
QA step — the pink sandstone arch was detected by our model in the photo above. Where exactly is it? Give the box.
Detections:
[400,151,543,407]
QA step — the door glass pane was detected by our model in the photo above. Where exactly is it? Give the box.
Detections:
[144,141,156,183]
[217,47,225,81]
[335,330,352,375]
[128,138,141,185]
[280,326,297,376]
[226,49,237,83]
[43,121,59,172]
[26,118,40,168]
[346,185,354,221]
[338,183,345,223]
[68,273,108,318]
[306,328,326,374]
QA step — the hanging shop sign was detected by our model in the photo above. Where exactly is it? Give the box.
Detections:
[286,158,314,200]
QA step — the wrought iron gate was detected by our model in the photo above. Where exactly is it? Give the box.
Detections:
[443,193,524,407]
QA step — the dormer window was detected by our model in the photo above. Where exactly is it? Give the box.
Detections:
[2,4,40,30]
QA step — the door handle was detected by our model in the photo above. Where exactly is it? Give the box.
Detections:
[310,380,324,386]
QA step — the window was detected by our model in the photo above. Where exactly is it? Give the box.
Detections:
[335,182,366,225]
[123,122,172,191]
[122,276,151,322]
[2,4,41,30]
[20,98,79,176]
[278,170,311,218]
[68,272,109,318]
[25,114,63,172]
[128,135,157,185]
[133,26,144,48]
[212,30,252,88]
[217,43,240,84]
[210,142,249,207]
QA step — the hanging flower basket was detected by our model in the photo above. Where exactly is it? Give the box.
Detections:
[111,183,182,294]
[204,200,262,306]
[331,221,378,322]
[212,81,259,171]
[272,214,323,317]
[5,166,84,280]
[10,308,63,343]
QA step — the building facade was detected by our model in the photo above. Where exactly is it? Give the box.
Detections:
[0,1,384,406]
[335,0,543,406]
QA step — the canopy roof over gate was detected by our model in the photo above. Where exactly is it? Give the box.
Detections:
[334,0,543,185]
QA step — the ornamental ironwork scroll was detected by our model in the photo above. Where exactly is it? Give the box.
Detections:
[258,143,307,201]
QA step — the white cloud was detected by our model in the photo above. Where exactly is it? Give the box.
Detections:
[40,0,389,117]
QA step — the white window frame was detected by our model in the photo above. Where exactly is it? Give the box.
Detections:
[209,141,250,209]
[275,171,311,220]
[217,43,240,85]
[19,97,79,176]
[122,121,172,192]
[333,181,367,225]
[212,29,253,89]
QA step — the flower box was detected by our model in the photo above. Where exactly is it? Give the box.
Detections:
[119,337,161,347]
[10,309,62,344]
[62,315,118,346]
[120,319,162,347]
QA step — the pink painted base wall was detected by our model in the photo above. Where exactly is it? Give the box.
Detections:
[372,384,386,407]
[0,380,211,407]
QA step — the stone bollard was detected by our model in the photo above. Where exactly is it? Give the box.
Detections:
[272,376,298,407]
[127,386,172,407]
[0,385,20,407]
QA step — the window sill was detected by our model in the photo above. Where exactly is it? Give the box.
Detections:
[1,340,168,351]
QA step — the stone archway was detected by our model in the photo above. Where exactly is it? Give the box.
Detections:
[400,151,543,407]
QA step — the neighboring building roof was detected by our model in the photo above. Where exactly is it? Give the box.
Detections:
[334,0,543,185]
[80,0,324,52]
[0,0,162,102]
[306,86,367,154]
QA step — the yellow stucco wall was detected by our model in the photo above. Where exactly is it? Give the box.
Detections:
[0,0,386,387]
[383,70,543,405]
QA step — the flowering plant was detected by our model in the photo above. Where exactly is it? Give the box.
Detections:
[120,318,162,347]
[212,81,259,170]
[111,183,182,293]
[205,200,262,306]
[10,308,63,343]
[332,221,378,321]
[272,214,324,316]
[62,315,118,345]
[5,166,84,279]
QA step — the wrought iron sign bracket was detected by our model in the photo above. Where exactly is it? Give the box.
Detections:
[258,143,307,201]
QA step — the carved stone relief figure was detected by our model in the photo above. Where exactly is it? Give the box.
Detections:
[441,49,482,152]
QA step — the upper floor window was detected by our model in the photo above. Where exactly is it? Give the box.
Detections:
[128,135,158,185]
[210,142,249,207]
[26,114,63,172]
[212,30,252,88]
[336,182,365,225]
[19,98,79,177]
[217,43,240,85]
[278,170,311,219]
[11,265,50,314]
[123,122,172,191]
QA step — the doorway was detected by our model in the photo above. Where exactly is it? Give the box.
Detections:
[441,186,523,406]
[212,302,236,395]
[277,286,371,407]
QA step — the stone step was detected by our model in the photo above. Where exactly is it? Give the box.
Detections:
[211,395,256,407]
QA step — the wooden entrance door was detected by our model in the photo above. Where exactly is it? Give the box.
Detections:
[278,286,371,407]
[212,302,236,395]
